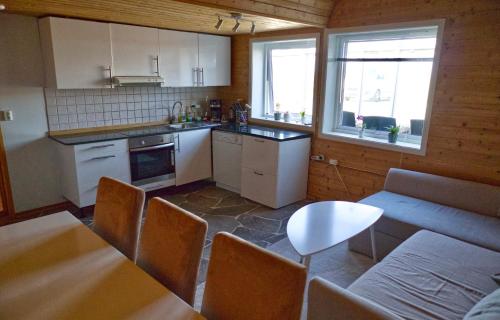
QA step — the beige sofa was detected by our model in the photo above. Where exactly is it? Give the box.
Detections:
[349,168,500,258]
[306,169,500,320]
[308,230,500,319]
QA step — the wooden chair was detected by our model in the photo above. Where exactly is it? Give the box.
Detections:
[137,197,207,306]
[93,176,145,261]
[201,232,307,320]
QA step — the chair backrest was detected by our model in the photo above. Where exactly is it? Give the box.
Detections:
[93,177,145,261]
[410,119,424,136]
[137,197,207,306]
[363,116,396,131]
[201,232,307,320]
[341,111,356,127]
[307,277,402,320]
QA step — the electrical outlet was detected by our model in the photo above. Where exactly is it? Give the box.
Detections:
[310,154,325,161]
[329,159,338,166]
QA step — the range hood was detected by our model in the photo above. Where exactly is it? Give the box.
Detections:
[112,76,164,87]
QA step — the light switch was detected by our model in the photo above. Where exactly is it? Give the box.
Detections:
[0,110,14,121]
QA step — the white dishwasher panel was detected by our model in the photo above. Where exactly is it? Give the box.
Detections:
[213,131,242,193]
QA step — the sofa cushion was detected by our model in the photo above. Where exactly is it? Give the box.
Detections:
[464,289,500,320]
[360,191,500,252]
[384,168,500,218]
[348,230,500,320]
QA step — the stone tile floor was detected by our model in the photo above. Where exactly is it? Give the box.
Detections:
[80,181,310,284]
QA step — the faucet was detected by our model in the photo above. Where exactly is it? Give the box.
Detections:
[170,101,182,123]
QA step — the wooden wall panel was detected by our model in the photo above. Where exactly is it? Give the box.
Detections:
[222,0,500,202]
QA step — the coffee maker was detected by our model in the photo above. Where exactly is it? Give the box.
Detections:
[209,99,222,122]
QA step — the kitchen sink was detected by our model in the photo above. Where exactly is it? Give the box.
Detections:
[168,122,213,130]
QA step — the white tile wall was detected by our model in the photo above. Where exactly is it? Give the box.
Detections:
[45,86,217,131]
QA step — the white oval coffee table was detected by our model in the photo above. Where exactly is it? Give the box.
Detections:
[287,201,383,270]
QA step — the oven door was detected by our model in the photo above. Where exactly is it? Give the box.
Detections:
[129,143,175,186]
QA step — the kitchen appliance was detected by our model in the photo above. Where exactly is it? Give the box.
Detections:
[209,99,222,122]
[129,134,175,191]
[212,131,242,192]
[113,76,164,87]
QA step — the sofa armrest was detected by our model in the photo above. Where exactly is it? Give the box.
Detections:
[307,277,403,320]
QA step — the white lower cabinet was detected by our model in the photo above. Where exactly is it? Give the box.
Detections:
[56,139,131,208]
[241,136,310,209]
[175,129,212,186]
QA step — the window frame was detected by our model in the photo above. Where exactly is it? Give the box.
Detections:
[318,20,445,155]
[249,33,321,132]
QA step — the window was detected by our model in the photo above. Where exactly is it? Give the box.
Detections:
[250,36,318,127]
[321,21,444,154]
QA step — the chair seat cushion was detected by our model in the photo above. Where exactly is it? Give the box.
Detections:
[360,191,500,252]
[348,230,500,320]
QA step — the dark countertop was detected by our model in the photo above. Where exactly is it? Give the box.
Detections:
[214,123,312,141]
[50,122,311,145]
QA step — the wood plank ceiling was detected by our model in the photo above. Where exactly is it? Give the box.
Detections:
[0,0,335,34]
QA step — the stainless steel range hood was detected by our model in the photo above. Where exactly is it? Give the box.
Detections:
[112,76,164,87]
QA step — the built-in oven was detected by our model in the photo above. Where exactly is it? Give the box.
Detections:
[129,134,176,192]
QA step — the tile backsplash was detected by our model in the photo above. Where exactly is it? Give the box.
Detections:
[45,86,217,131]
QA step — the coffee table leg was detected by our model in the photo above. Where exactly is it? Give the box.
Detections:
[370,225,377,263]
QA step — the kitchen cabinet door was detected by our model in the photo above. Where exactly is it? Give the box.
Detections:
[39,17,112,89]
[159,30,199,87]
[175,129,212,186]
[198,34,231,86]
[110,24,160,77]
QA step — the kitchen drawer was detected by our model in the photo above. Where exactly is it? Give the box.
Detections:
[75,139,128,161]
[241,136,278,175]
[213,131,242,144]
[77,153,130,191]
[241,167,277,208]
[78,174,130,207]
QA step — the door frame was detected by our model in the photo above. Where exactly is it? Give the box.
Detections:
[0,127,15,223]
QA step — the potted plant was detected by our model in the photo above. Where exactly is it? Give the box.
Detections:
[386,125,400,143]
[274,102,282,120]
[299,110,306,124]
[356,115,366,138]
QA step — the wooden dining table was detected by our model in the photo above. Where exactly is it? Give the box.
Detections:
[0,211,205,320]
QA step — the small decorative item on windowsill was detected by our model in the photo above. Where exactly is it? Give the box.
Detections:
[283,111,290,122]
[299,111,306,124]
[386,125,400,143]
[356,115,366,138]
[274,103,282,120]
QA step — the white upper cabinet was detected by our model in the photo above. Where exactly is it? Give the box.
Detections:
[198,34,231,86]
[110,24,160,76]
[159,30,199,87]
[39,17,112,89]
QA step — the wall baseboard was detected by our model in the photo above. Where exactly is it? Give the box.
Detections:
[0,201,76,226]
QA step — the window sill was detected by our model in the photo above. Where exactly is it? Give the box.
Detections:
[250,116,314,132]
[319,131,426,155]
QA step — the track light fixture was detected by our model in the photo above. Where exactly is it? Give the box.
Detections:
[214,16,223,31]
[214,13,256,34]
[250,21,256,35]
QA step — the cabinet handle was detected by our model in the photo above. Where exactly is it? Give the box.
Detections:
[89,143,115,149]
[153,55,160,75]
[200,67,204,86]
[193,67,198,87]
[253,170,264,176]
[104,65,113,88]
[171,150,175,166]
[254,138,265,143]
[175,134,180,152]
[89,155,116,161]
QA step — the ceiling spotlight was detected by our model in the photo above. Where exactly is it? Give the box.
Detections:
[250,22,256,35]
[0,4,5,10]
[214,16,223,31]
